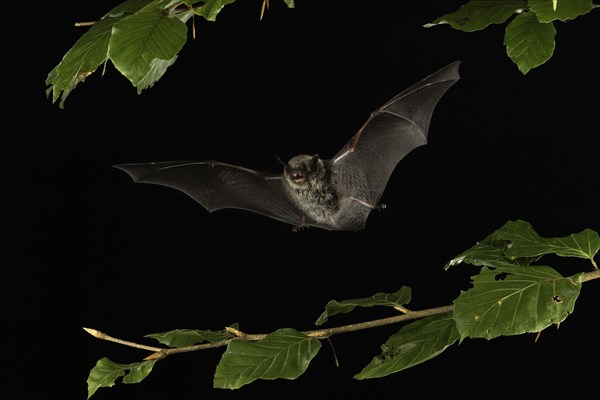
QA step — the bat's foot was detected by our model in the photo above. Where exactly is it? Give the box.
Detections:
[292,225,309,232]
[292,214,310,232]
[376,203,386,211]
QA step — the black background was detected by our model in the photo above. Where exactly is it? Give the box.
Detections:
[19,1,598,399]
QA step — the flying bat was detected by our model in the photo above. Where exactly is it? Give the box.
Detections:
[115,61,461,231]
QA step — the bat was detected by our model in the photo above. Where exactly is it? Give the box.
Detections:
[115,61,461,231]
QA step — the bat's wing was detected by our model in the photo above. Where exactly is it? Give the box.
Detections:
[332,61,461,206]
[114,161,308,228]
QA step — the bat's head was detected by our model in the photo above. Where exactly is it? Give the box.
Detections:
[283,154,327,188]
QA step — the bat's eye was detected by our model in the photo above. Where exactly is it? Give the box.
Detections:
[291,171,306,184]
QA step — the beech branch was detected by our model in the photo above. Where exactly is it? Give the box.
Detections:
[84,269,599,361]
[84,304,454,360]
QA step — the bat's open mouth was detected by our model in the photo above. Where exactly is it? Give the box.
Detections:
[292,172,305,184]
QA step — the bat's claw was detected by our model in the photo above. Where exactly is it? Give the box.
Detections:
[292,225,309,232]
[376,203,386,211]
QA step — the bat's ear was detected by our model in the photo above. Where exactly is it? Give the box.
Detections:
[310,155,319,170]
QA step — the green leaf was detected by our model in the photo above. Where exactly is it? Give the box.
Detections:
[213,328,321,389]
[108,12,187,92]
[87,357,156,399]
[446,220,599,269]
[496,220,600,264]
[424,0,527,32]
[315,286,411,326]
[445,220,537,270]
[446,243,524,269]
[45,18,115,108]
[504,11,556,74]
[45,1,183,108]
[528,0,593,22]
[355,313,459,379]
[146,325,237,347]
[136,56,179,90]
[453,266,582,340]
[191,0,238,21]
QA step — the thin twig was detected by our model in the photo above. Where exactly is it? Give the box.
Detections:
[260,0,269,20]
[85,305,453,360]
[83,328,164,352]
[582,268,600,281]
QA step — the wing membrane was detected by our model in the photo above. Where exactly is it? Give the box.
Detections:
[115,161,304,227]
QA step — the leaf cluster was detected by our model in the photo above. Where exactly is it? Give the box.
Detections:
[47,1,598,108]
[424,0,597,74]
[45,0,295,108]
[85,220,599,398]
